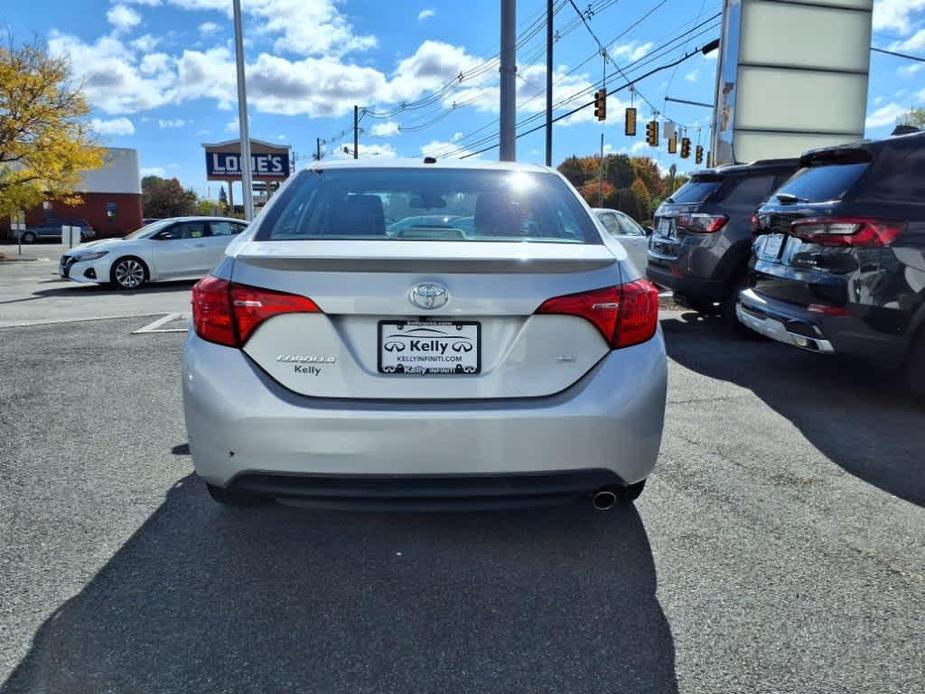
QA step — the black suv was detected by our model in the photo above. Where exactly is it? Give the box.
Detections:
[647,159,798,318]
[737,132,925,399]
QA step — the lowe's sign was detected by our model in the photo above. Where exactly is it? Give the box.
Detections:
[205,152,290,179]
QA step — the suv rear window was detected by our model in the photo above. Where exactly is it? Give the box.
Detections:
[667,179,722,204]
[258,168,600,244]
[774,162,868,203]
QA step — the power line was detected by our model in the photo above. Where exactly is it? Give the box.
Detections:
[871,46,925,63]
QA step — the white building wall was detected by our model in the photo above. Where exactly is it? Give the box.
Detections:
[78,148,141,194]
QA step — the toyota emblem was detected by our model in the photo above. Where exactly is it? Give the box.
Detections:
[409,282,449,310]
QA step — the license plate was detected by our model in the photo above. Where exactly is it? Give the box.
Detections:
[656,218,675,239]
[378,321,480,375]
[761,234,784,260]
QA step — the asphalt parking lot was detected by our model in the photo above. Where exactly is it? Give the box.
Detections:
[0,261,923,693]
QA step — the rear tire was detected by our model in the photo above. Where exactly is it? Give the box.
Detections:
[205,483,266,506]
[21,232,36,244]
[907,331,925,404]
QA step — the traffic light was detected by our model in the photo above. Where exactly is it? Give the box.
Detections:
[624,107,636,136]
[680,137,691,159]
[645,120,658,146]
[593,89,607,121]
[695,145,704,164]
[668,133,677,154]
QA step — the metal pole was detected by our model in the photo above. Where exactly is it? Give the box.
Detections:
[499,0,517,161]
[316,137,322,161]
[545,0,553,166]
[353,106,359,160]
[232,0,255,221]
[598,132,604,207]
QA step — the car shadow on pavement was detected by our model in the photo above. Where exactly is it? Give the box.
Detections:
[1,475,678,694]
[0,280,197,305]
[663,313,925,506]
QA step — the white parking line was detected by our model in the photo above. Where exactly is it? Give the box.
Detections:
[0,313,169,330]
[132,312,189,334]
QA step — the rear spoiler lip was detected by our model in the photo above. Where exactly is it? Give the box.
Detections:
[234,254,617,274]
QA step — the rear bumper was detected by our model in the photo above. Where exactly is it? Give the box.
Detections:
[646,262,725,299]
[182,331,667,492]
[228,469,625,510]
[736,288,907,361]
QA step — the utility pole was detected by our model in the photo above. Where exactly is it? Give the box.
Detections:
[353,106,359,160]
[316,137,322,161]
[545,0,553,166]
[598,132,604,207]
[499,0,516,161]
[232,0,255,221]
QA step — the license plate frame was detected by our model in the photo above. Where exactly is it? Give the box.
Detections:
[378,320,481,376]
[761,233,785,260]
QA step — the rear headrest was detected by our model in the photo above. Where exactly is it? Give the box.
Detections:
[325,194,386,236]
[474,192,521,236]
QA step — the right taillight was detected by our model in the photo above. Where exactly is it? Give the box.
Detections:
[536,279,659,349]
[191,276,321,347]
[677,213,728,234]
[790,217,905,247]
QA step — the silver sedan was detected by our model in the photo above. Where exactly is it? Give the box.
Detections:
[182,160,667,511]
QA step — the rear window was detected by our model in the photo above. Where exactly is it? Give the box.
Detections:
[257,168,600,244]
[774,162,868,203]
[666,179,722,204]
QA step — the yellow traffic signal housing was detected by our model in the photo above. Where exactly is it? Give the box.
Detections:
[695,145,704,164]
[680,137,691,158]
[668,134,677,154]
[645,120,658,146]
[594,89,607,121]
[625,107,636,136]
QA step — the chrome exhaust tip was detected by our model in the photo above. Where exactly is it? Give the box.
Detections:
[591,490,617,511]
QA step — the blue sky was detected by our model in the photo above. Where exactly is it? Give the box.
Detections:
[4,0,924,198]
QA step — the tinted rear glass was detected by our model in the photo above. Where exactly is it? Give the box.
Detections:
[667,179,722,204]
[774,163,868,203]
[714,174,778,206]
[257,168,600,244]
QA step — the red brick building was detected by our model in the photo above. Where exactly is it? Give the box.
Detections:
[3,147,143,240]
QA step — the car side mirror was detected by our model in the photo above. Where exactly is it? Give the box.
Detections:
[644,226,654,237]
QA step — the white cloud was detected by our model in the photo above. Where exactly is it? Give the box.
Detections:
[418,8,436,21]
[225,117,239,133]
[684,69,699,83]
[889,27,925,51]
[610,41,653,62]
[120,0,162,5]
[140,166,166,177]
[158,118,186,128]
[421,139,477,159]
[131,34,160,53]
[107,4,142,33]
[452,131,463,141]
[873,0,925,34]
[900,62,925,75]
[198,21,220,36]
[866,102,908,128]
[91,117,135,136]
[371,121,400,137]
[334,142,398,159]
[139,52,171,75]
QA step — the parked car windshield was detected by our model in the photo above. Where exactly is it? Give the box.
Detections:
[123,219,173,240]
[257,168,601,244]
[773,162,869,203]
[666,178,722,204]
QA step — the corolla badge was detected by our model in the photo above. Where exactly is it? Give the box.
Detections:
[409,282,449,310]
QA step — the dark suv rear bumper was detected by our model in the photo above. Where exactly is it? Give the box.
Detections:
[736,288,908,362]
[646,263,726,299]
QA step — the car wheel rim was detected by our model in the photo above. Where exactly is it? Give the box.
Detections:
[115,260,144,288]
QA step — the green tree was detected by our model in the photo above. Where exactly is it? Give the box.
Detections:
[898,107,925,128]
[141,176,198,218]
[0,39,104,218]
[218,185,228,212]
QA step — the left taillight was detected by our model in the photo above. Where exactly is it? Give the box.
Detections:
[536,279,660,350]
[191,276,321,348]
[677,213,728,234]
[791,217,905,247]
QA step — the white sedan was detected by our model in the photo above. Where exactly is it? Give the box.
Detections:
[59,217,248,289]
[592,208,650,273]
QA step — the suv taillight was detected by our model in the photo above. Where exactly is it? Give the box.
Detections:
[790,217,905,247]
[676,213,728,234]
[191,276,321,347]
[536,280,659,349]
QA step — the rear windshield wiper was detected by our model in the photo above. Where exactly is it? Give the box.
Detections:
[776,193,808,204]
